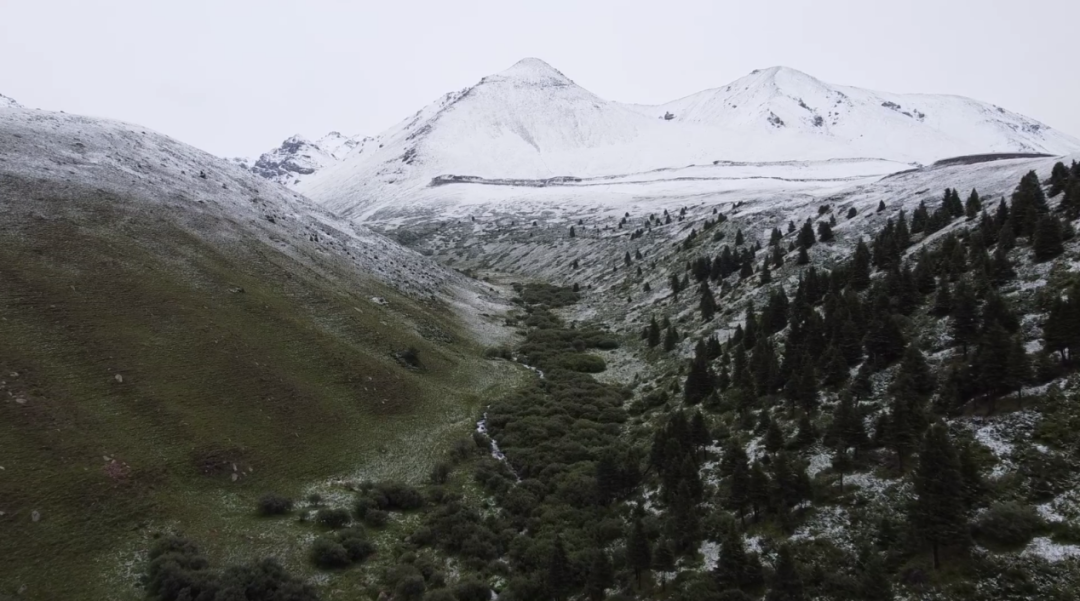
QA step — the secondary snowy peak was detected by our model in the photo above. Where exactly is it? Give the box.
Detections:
[247,131,369,188]
[0,93,22,109]
[658,66,1078,158]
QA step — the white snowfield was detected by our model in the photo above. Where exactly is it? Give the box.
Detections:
[0,99,473,300]
[290,58,1080,218]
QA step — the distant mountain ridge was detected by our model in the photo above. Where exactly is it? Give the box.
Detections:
[235,59,1080,218]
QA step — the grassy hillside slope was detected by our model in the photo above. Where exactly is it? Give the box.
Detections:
[0,112,518,599]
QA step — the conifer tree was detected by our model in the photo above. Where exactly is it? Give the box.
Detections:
[1049,161,1070,197]
[1033,215,1064,261]
[547,537,571,601]
[1010,170,1049,238]
[647,316,661,347]
[864,317,906,368]
[832,391,868,453]
[765,418,786,454]
[910,423,969,569]
[700,281,718,321]
[950,280,979,356]
[877,200,886,212]
[798,219,816,249]
[714,526,762,592]
[851,239,872,290]
[765,545,807,601]
[569,225,576,238]
[859,554,894,601]
[931,277,953,316]
[990,245,1015,285]
[887,386,918,472]
[796,246,810,265]
[747,462,771,520]
[670,273,682,300]
[760,260,772,285]
[627,518,652,589]
[735,229,745,246]
[584,550,614,601]
[684,356,715,405]
[664,325,678,352]
[793,413,817,449]
[817,221,834,242]
[652,541,676,590]
[965,188,982,220]
[1060,179,1080,220]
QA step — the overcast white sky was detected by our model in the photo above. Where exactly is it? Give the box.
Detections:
[3,0,1077,158]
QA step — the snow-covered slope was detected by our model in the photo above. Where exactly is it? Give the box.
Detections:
[0,104,470,299]
[0,93,22,109]
[294,59,1080,218]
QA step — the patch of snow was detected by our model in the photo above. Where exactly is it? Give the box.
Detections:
[1022,537,1080,562]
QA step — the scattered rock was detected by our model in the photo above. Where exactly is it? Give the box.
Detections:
[114,374,123,383]
[230,473,239,482]
[31,510,40,523]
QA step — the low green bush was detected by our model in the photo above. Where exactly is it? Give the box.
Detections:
[974,502,1045,547]
[256,493,293,516]
[315,507,351,529]
[364,509,390,528]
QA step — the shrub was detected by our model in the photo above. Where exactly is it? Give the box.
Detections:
[310,537,351,569]
[364,509,390,528]
[339,535,375,563]
[256,493,293,516]
[558,353,606,373]
[974,502,1044,547]
[315,507,351,529]
[430,462,451,485]
[375,482,424,511]
[454,579,491,601]
[423,590,456,601]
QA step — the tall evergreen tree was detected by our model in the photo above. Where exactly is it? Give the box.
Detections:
[627,517,652,589]
[950,280,979,356]
[547,537,571,601]
[1010,170,1050,238]
[965,188,982,220]
[765,545,807,601]
[817,221,835,242]
[664,325,679,352]
[798,219,816,249]
[584,550,614,601]
[647,316,661,347]
[859,554,895,601]
[700,281,718,321]
[910,423,969,569]
[851,239,872,290]
[1033,215,1065,261]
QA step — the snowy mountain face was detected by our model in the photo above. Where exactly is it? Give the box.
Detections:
[0,93,22,109]
[244,131,373,188]
[285,59,1079,219]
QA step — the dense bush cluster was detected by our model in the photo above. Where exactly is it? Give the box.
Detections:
[256,493,293,516]
[145,536,317,601]
[310,527,375,569]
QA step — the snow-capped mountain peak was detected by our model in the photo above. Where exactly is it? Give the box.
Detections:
[481,57,575,87]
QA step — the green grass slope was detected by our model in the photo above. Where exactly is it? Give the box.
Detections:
[0,167,513,597]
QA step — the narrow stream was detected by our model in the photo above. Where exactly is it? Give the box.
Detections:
[476,412,521,482]
[472,358,543,483]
